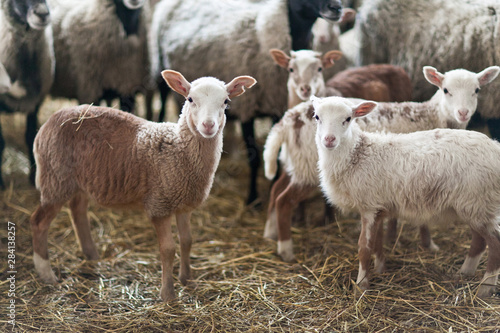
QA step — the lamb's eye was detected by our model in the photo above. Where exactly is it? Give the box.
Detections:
[314,115,319,121]
[443,88,449,94]
[345,116,351,123]
[318,67,323,72]
[224,99,229,104]
[188,97,193,103]
[475,88,480,94]
[289,68,294,73]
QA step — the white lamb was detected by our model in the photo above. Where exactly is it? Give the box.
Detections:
[30,70,256,302]
[313,95,500,298]
[264,65,500,262]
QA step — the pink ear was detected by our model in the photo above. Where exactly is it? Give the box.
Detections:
[161,70,191,97]
[269,49,291,68]
[339,8,356,23]
[477,66,500,87]
[353,101,377,118]
[322,50,343,69]
[423,66,444,88]
[226,76,257,98]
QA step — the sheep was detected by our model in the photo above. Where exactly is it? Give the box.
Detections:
[48,0,152,113]
[29,70,256,302]
[311,8,356,79]
[0,62,11,94]
[270,49,413,109]
[350,0,500,139]
[313,95,500,298]
[263,65,500,262]
[150,0,343,205]
[0,0,54,188]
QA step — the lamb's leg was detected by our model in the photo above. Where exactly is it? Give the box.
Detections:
[30,203,64,284]
[477,230,500,298]
[25,107,40,186]
[419,225,439,251]
[0,121,5,189]
[323,201,337,225]
[373,215,385,274]
[151,215,176,302]
[176,212,192,286]
[356,211,383,290]
[69,192,99,260]
[276,183,315,262]
[264,172,291,240]
[241,118,260,205]
[385,218,398,246]
[458,228,486,276]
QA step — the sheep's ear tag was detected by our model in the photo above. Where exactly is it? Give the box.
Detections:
[353,101,377,118]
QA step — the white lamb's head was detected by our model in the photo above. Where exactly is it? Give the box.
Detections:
[270,48,342,100]
[423,66,500,124]
[311,96,377,150]
[161,70,256,139]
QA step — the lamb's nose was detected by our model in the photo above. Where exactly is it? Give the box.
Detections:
[203,121,215,130]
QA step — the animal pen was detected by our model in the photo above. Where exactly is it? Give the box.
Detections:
[0,97,499,332]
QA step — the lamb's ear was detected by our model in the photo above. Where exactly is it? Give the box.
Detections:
[269,49,291,68]
[162,70,191,98]
[322,50,343,69]
[226,76,257,98]
[310,95,322,110]
[352,101,377,118]
[339,8,356,23]
[477,66,500,87]
[423,66,444,88]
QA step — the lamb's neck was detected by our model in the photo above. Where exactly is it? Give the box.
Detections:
[319,125,362,179]
[177,111,224,174]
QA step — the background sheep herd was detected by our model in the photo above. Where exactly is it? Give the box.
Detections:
[1,0,500,331]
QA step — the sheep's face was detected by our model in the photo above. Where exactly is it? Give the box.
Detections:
[11,0,51,29]
[185,81,230,139]
[161,70,256,139]
[288,51,325,101]
[317,0,343,22]
[270,49,341,102]
[312,96,377,150]
[424,66,500,124]
[121,0,146,10]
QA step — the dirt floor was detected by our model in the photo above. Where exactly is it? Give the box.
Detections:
[1,96,499,332]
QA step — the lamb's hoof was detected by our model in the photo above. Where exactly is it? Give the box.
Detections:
[179,273,192,287]
[279,251,296,263]
[477,285,497,299]
[160,285,176,302]
[374,258,385,274]
[427,240,440,252]
[277,239,295,262]
[456,267,476,277]
[263,216,278,240]
[34,253,58,284]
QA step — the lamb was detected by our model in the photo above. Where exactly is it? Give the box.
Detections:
[311,8,356,79]
[313,95,500,298]
[0,0,54,188]
[351,0,500,139]
[48,0,152,113]
[150,0,343,205]
[263,65,500,262]
[29,70,256,302]
[269,48,413,109]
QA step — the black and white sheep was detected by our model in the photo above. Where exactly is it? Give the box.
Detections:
[0,0,54,188]
[150,0,343,204]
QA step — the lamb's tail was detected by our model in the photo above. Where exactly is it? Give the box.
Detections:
[263,122,285,180]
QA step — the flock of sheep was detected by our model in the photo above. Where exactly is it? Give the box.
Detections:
[1,0,500,302]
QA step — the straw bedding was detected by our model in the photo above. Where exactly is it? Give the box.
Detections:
[0,97,499,332]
